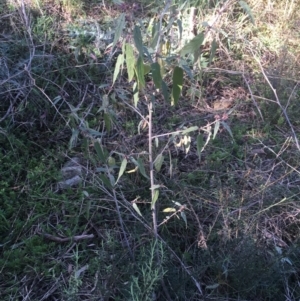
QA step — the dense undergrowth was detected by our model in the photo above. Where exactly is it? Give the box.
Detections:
[1,0,300,300]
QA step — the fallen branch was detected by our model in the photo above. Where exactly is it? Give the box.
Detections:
[38,232,94,243]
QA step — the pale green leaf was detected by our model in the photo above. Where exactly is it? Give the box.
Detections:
[143,64,151,75]
[180,33,204,57]
[220,121,234,139]
[133,82,139,107]
[213,120,220,139]
[135,56,145,88]
[154,154,164,172]
[112,13,125,48]
[125,43,135,82]
[180,211,187,228]
[163,207,176,213]
[182,126,199,135]
[133,203,143,216]
[239,1,255,24]
[151,189,159,209]
[115,158,127,185]
[172,66,183,106]
[113,54,124,85]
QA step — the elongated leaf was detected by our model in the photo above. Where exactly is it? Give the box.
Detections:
[163,207,176,213]
[99,174,112,189]
[239,1,255,24]
[180,211,187,228]
[177,19,183,42]
[108,173,115,186]
[196,134,204,159]
[104,113,111,133]
[137,157,148,179]
[125,43,135,82]
[182,126,199,135]
[135,56,145,88]
[133,25,144,56]
[221,121,234,139]
[172,66,183,106]
[113,54,124,85]
[209,39,218,65]
[151,62,162,89]
[133,203,143,216]
[180,33,204,57]
[154,154,164,172]
[133,82,139,107]
[115,158,127,185]
[94,139,108,162]
[112,13,125,48]
[151,189,159,209]
[213,120,220,139]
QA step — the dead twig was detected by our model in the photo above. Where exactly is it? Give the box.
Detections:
[38,232,94,243]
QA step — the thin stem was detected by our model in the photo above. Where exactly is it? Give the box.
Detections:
[148,99,157,238]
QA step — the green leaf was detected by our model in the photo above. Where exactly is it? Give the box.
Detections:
[133,25,144,56]
[182,126,199,135]
[99,174,112,189]
[131,157,149,179]
[137,157,148,179]
[135,56,145,88]
[151,62,162,89]
[180,33,204,57]
[143,63,151,75]
[196,134,204,159]
[115,158,127,185]
[162,80,169,102]
[154,154,164,172]
[113,53,124,85]
[151,189,159,209]
[172,66,183,106]
[133,203,143,216]
[213,120,220,139]
[125,43,135,82]
[112,13,125,48]
[221,121,234,139]
[209,39,218,66]
[104,113,111,133]
[239,1,255,24]
[177,19,183,42]
[94,139,108,162]
[133,82,139,107]
[108,172,115,186]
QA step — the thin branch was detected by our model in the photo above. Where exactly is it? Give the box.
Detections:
[252,53,300,152]
[38,232,94,243]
